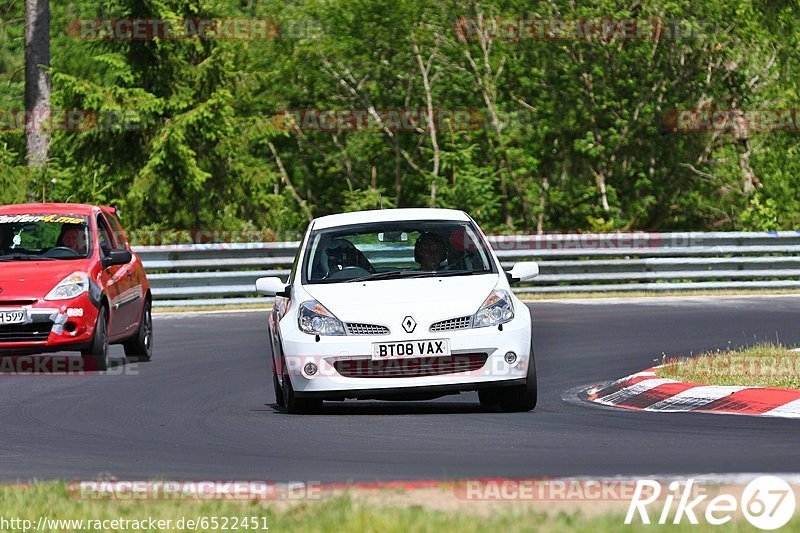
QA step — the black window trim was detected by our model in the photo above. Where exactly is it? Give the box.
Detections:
[300,219,497,285]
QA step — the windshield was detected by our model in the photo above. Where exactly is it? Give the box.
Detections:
[0,214,92,261]
[302,219,495,284]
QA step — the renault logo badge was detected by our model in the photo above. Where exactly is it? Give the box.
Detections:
[402,316,416,333]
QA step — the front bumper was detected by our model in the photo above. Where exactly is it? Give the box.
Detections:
[295,378,526,400]
[0,295,99,355]
[278,312,532,397]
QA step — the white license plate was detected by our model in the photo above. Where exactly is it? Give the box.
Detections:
[0,310,26,325]
[372,339,451,361]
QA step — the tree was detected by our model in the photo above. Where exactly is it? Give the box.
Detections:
[24,0,49,168]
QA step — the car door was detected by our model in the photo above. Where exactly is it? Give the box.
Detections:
[105,211,143,337]
[270,236,304,383]
[96,213,136,339]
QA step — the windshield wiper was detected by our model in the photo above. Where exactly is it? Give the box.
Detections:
[0,254,57,262]
[345,269,490,282]
[346,270,414,283]
[406,269,489,278]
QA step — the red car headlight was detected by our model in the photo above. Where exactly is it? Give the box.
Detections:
[44,272,90,301]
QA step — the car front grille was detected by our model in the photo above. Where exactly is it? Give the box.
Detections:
[0,322,53,343]
[346,323,390,335]
[0,299,37,306]
[429,315,472,332]
[333,353,488,378]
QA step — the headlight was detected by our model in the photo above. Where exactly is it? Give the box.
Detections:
[473,289,514,328]
[298,300,346,336]
[44,272,90,301]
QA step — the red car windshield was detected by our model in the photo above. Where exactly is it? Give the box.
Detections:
[0,214,91,261]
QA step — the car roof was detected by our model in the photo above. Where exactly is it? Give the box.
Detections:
[0,203,101,216]
[312,208,471,230]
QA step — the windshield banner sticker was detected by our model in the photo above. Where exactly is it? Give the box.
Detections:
[0,214,86,225]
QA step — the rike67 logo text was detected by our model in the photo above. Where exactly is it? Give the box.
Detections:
[626,476,796,530]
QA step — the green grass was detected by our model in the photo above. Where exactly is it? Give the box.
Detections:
[657,343,800,388]
[153,303,272,314]
[1,483,799,532]
[521,288,800,300]
[150,289,800,315]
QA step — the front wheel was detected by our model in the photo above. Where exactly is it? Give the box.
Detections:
[124,300,153,362]
[479,335,538,412]
[273,373,285,408]
[82,307,110,371]
[497,353,538,412]
[478,388,501,407]
[268,325,285,407]
[282,373,322,414]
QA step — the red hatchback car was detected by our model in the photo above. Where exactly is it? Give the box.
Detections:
[0,203,152,369]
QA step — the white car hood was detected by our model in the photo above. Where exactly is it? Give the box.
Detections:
[303,274,500,329]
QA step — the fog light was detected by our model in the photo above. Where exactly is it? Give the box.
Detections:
[304,362,318,376]
[504,352,517,364]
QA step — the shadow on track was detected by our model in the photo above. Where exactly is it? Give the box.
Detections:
[261,400,515,416]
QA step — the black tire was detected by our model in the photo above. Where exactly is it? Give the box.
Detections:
[478,334,538,412]
[282,372,322,414]
[273,372,285,408]
[478,388,501,407]
[124,300,153,362]
[268,325,285,407]
[82,307,110,371]
[497,352,538,412]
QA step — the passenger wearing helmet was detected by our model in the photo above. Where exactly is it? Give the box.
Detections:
[324,238,375,275]
[414,232,447,271]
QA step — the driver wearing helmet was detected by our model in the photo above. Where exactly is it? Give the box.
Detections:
[414,232,448,271]
[326,239,359,272]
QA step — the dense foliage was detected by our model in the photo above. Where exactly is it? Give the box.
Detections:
[1,0,798,239]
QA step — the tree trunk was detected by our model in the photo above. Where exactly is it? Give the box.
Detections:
[413,44,440,207]
[593,169,610,212]
[24,0,51,168]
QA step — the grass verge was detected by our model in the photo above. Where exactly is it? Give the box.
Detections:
[153,303,271,314]
[656,342,800,388]
[151,289,800,314]
[2,483,799,532]
[521,288,800,300]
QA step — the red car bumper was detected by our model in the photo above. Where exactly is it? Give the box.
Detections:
[0,294,100,355]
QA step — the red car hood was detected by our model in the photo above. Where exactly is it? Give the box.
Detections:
[0,260,92,300]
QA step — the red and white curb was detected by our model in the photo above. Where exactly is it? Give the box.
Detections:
[587,368,800,418]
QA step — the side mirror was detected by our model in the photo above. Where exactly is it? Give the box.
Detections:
[256,277,290,297]
[104,249,132,268]
[506,262,539,284]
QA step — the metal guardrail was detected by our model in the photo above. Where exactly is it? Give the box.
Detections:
[135,231,800,307]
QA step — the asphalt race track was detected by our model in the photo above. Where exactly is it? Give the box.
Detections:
[1,296,799,483]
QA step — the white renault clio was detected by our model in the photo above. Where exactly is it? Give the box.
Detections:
[256,208,540,414]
